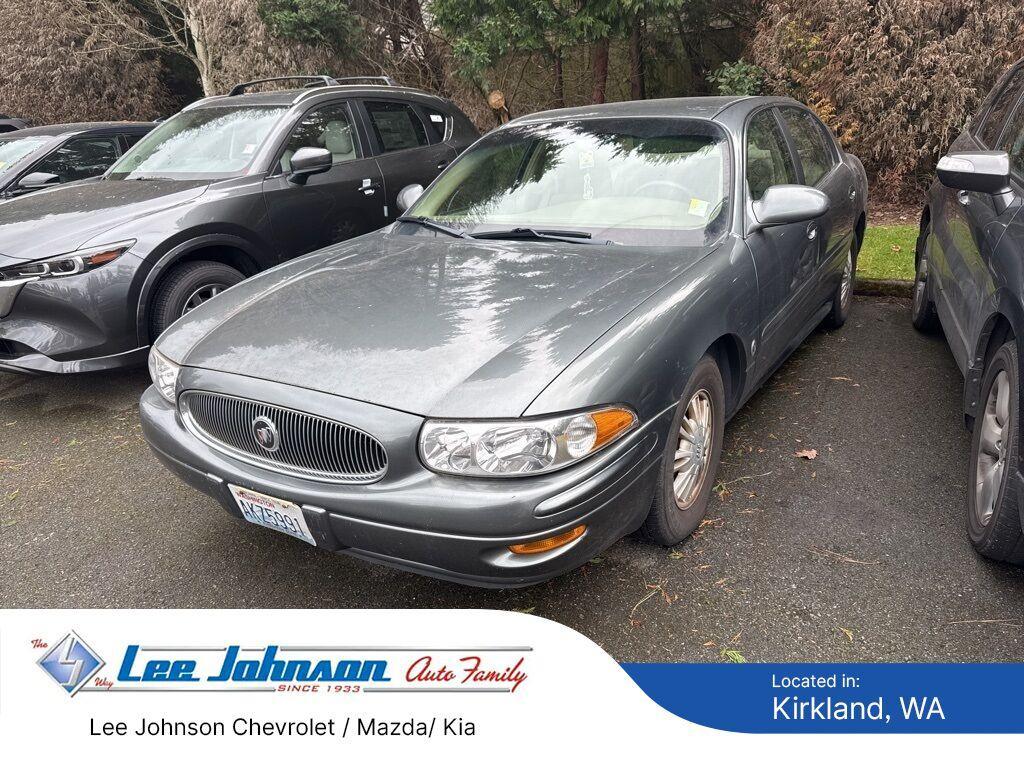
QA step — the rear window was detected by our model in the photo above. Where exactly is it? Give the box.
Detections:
[364,101,429,153]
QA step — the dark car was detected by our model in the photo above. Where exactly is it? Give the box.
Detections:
[911,58,1024,566]
[0,122,153,198]
[140,95,867,588]
[0,115,29,133]
[0,75,478,373]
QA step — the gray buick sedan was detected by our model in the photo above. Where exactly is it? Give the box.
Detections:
[140,96,867,587]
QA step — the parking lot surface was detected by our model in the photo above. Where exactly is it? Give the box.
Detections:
[3,296,1023,662]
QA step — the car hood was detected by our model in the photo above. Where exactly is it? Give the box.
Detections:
[162,231,719,418]
[0,179,209,264]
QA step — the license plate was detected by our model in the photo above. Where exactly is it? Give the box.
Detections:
[229,484,316,546]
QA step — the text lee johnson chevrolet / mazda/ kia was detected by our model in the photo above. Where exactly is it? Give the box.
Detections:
[140,96,867,587]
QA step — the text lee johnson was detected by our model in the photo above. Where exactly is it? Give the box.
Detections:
[90,717,476,738]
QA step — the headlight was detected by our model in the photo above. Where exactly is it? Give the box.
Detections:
[0,240,135,281]
[148,347,180,404]
[419,406,637,477]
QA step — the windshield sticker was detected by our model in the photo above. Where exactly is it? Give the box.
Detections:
[578,150,594,169]
[242,143,256,155]
[688,198,710,217]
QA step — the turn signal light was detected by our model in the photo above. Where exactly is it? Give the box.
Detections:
[591,408,636,449]
[508,525,586,555]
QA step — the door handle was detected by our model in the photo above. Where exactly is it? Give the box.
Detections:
[957,189,971,205]
[436,160,450,170]
[358,178,381,196]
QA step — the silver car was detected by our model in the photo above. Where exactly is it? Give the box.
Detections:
[141,96,867,587]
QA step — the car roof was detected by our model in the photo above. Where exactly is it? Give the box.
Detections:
[507,95,803,126]
[0,122,154,139]
[183,84,453,112]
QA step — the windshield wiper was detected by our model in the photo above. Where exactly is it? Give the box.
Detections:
[469,227,598,244]
[397,215,468,239]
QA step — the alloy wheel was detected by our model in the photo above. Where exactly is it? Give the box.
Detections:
[913,257,928,316]
[840,250,853,311]
[182,283,227,315]
[976,370,1010,527]
[673,389,714,508]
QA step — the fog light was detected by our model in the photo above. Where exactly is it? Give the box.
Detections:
[508,525,586,555]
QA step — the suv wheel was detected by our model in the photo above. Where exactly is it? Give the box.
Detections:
[150,261,243,339]
[641,355,725,545]
[968,340,1024,564]
[911,220,940,332]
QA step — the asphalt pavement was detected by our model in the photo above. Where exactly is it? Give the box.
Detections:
[3,296,1023,662]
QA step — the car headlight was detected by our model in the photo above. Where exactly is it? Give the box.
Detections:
[0,240,135,281]
[148,347,180,404]
[419,406,638,477]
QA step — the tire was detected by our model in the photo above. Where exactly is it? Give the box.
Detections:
[641,355,726,545]
[911,219,940,333]
[824,245,855,329]
[967,340,1024,565]
[150,261,244,339]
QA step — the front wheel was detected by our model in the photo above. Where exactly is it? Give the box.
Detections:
[149,261,244,340]
[641,355,726,545]
[911,221,940,332]
[967,340,1024,564]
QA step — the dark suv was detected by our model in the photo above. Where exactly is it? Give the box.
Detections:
[0,76,478,374]
[0,123,153,199]
[912,58,1024,565]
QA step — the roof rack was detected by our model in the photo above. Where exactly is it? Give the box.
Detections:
[228,76,338,96]
[227,74,400,97]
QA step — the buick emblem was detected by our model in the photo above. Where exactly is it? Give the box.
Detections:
[252,415,280,452]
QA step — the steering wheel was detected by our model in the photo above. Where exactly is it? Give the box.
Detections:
[633,180,694,199]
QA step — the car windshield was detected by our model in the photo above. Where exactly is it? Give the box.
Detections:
[106,106,285,180]
[408,117,731,246]
[0,137,49,173]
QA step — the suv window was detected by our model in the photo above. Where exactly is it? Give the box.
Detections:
[980,67,1024,147]
[280,102,357,172]
[998,101,1024,177]
[34,137,120,183]
[779,107,834,186]
[365,101,428,153]
[747,110,797,200]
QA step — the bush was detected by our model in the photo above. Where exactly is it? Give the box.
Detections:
[750,0,1024,201]
[709,59,764,96]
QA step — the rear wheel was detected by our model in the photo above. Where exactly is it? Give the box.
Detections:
[824,247,855,329]
[150,260,243,339]
[911,220,940,332]
[641,355,725,545]
[968,340,1024,564]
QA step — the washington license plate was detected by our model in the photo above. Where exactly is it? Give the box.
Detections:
[229,484,316,546]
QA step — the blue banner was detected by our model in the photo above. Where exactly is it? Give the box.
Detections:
[623,663,1024,733]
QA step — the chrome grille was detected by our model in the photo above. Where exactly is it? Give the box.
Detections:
[179,391,387,483]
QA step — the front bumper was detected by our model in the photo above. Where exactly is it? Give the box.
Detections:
[0,253,145,374]
[139,370,667,588]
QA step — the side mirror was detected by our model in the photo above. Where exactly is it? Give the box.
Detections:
[287,147,332,182]
[396,184,424,214]
[16,171,60,193]
[751,184,830,230]
[936,151,1011,194]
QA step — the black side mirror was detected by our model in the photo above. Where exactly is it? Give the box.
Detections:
[16,171,60,194]
[288,147,332,183]
[936,152,1011,194]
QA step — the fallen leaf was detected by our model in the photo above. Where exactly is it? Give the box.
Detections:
[890,244,902,252]
[794,448,818,460]
[839,626,854,642]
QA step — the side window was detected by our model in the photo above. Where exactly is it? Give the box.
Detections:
[33,137,119,183]
[979,68,1024,147]
[419,106,450,144]
[746,110,797,201]
[779,107,834,187]
[364,101,429,153]
[120,133,144,151]
[998,102,1024,177]
[280,102,357,173]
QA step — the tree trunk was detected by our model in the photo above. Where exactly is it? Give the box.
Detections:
[553,50,565,107]
[591,37,609,104]
[185,6,215,96]
[629,16,645,100]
